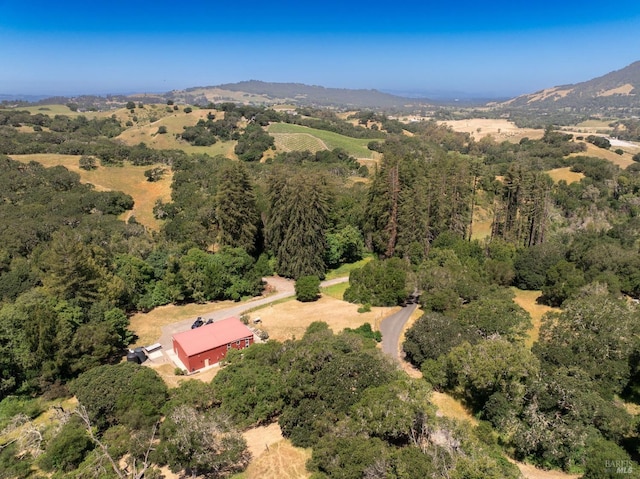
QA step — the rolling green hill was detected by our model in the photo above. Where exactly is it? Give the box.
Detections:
[268,123,375,158]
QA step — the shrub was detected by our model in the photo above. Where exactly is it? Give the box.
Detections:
[295,275,321,302]
[157,125,167,134]
[144,167,166,182]
[78,156,97,170]
[357,303,371,313]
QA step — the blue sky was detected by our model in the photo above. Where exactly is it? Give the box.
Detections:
[1,0,639,98]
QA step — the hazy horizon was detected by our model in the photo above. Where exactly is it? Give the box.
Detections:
[1,0,639,98]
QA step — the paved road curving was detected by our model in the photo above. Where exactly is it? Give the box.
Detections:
[379,303,419,360]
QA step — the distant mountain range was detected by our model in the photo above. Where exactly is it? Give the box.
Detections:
[172,80,434,109]
[2,61,639,116]
[497,61,640,115]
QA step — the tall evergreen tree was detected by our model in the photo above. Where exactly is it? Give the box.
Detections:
[491,164,553,247]
[265,170,331,279]
[214,163,259,254]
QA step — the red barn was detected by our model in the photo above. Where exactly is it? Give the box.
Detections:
[172,317,254,372]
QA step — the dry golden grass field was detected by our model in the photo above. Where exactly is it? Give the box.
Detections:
[246,295,398,342]
[9,153,172,230]
[511,288,559,348]
[241,435,312,479]
[438,118,544,143]
[546,167,584,184]
[115,108,238,158]
[570,142,635,169]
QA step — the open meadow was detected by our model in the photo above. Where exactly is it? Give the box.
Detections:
[438,118,544,143]
[9,153,172,230]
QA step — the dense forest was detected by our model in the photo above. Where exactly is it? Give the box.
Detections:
[1,103,640,478]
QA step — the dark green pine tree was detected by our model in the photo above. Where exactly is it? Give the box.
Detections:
[214,163,259,254]
[265,170,331,279]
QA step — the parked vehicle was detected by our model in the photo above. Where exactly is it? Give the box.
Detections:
[191,317,204,329]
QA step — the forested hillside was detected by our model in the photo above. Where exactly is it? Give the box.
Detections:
[1,103,640,478]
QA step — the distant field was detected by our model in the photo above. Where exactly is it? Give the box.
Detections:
[9,154,172,230]
[569,142,634,169]
[268,123,374,158]
[116,108,238,158]
[0,104,93,117]
[438,119,544,143]
[574,119,613,129]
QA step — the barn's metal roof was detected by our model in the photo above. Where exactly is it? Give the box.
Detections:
[172,317,253,356]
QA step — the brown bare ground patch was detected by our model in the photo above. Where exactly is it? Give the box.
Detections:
[511,288,559,348]
[129,300,236,348]
[243,439,311,479]
[438,119,543,143]
[546,167,584,184]
[250,295,398,342]
[513,461,580,479]
[9,154,172,230]
[243,423,285,459]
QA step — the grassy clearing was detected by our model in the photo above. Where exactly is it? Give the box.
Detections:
[244,296,397,342]
[546,167,584,184]
[325,256,373,280]
[321,282,349,300]
[9,154,172,230]
[575,119,613,129]
[268,123,374,158]
[511,288,559,348]
[569,142,634,169]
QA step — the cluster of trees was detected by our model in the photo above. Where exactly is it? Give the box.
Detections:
[406,290,640,473]
[0,119,184,165]
[401,236,640,472]
[212,322,519,478]
[273,148,368,178]
[30,363,249,478]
